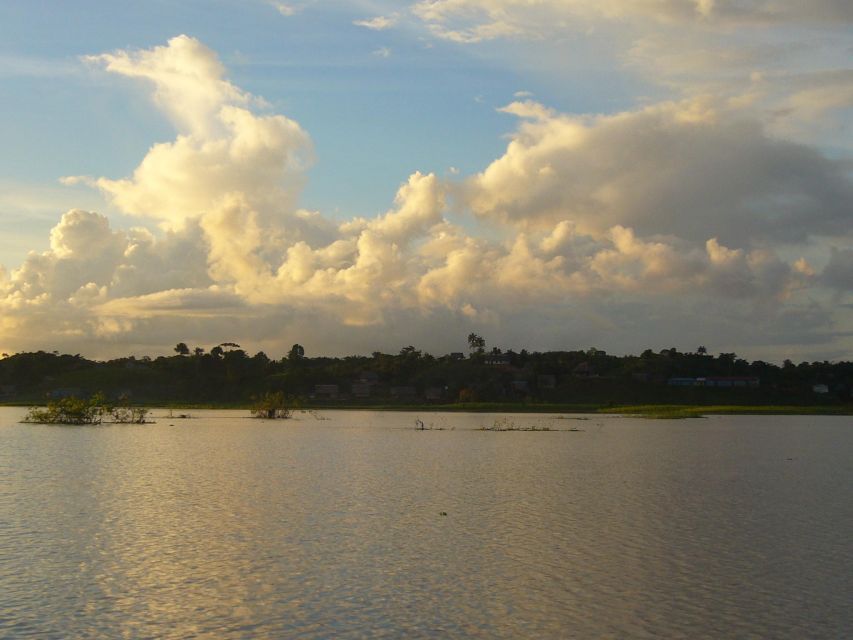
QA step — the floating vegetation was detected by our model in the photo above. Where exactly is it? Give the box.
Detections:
[481,417,552,431]
[23,394,150,425]
[605,405,712,419]
[250,391,292,419]
[414,417,452,430]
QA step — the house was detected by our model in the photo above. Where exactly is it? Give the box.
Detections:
[573,362,596,377]
[485,354,511,367]
[537,374,557,389]
[667,376,760,388]
[705,377,760,388]
[357,371,379,385]
[449,352,465,361]
[390,386,417,400]
[424,387,444,401]
[812,384,829,394]
[667,377,698,387]
[510,380,529,393]
[351,383,371,398]
[314,384,340,399]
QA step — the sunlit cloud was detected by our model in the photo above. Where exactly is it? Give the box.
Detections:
[354,14,399,30]
[467,98,852,245]
[268,1,300,16]
[0,33,850,360]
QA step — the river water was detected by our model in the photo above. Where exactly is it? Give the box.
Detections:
[1,408,851,638]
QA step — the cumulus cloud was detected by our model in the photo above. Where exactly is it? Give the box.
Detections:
[465,98,853,246]
[85,36,312,231]
[412,0,853,150]
[0,35,849,360]
[85,36,254,137]
[822,248,853,292]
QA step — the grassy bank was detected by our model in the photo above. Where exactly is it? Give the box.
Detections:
[297,402,853,416]
[604,404,853,418]
[4,400,851,418]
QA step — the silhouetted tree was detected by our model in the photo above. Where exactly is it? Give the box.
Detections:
[468,333,485,355]
[174,342,190,356]
[289,344,305,361]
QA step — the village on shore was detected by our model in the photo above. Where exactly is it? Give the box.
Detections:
[1,336,850,409]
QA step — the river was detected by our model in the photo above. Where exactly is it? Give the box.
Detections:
[1,408,851,638]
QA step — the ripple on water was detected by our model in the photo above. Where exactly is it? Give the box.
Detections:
[0,410,851,638]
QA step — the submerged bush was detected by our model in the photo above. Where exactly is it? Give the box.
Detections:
[23,393,149,425]
[24,395,103,425]
[106,399,150,424]
[250,391,292,419]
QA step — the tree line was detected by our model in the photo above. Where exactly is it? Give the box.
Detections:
[0,340,850,406]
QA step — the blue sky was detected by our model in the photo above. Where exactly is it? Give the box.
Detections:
[3,1,522,239]
[0,0,647,243]
[0,0,851,360]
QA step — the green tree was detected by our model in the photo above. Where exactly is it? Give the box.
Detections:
[467,333,485,355]
[288,344,305,361]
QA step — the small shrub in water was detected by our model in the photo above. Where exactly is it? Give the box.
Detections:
[251,391,292,419]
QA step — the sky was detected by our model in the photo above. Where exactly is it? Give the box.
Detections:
[0,0,851,362]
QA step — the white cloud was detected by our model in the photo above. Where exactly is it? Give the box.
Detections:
[466,98,853,246]
[372,47,392,58]
[354,15,399,30]
[268,1,299,17]
[85,35,254,138]
[411,0,853,42]
[411,0,853,149]
[0,35,850,360]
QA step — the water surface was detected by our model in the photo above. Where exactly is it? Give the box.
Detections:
[1,408,851,638]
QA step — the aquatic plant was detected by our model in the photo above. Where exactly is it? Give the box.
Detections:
[23,393,149,425]
[481,418,551,431]
[250,391,292,419]
[108,402,151,424]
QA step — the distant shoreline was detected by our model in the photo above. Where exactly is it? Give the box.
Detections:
[3,401,851,417]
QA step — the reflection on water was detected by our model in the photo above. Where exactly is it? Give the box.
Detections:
[1,409,851,638]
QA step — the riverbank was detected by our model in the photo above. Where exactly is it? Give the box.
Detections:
[5,400,851,417]
[603,404,853,418]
